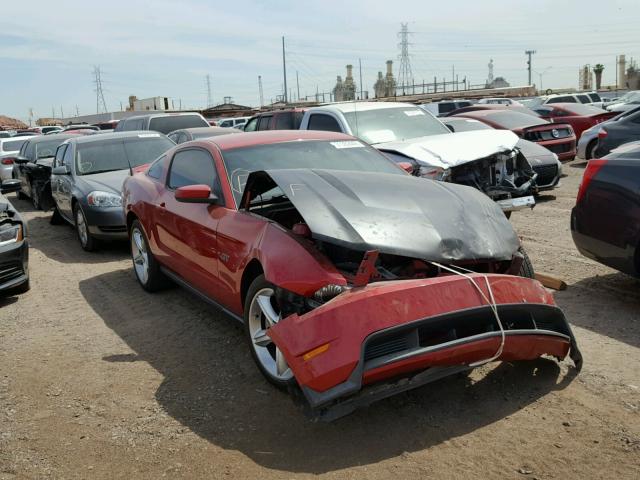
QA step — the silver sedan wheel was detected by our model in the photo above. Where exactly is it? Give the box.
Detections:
[76,208,88,246]
[131,227,149,285]
[248,287,293,381]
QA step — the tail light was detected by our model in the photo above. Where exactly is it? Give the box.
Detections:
[1,158,13,165]
[576,159,607,204]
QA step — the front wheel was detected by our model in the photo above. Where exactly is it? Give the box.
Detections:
[244,275,295,389]
[518,247,535,279]
[74,204,97,251]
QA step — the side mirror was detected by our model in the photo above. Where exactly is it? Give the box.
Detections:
[0,179,22,194]
[446,124,455,132]
[52,165,70,175]
[13,156,29,164]
[175,184,218,204]
[397,161,415,174]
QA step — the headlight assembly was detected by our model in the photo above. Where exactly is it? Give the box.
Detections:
[87,191,122,208]
[0,223,22,246]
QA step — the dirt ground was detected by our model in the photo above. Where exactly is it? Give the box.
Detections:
[1,160,639,479]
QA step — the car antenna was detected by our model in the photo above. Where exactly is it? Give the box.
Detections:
[352,96,359,138]
[124,141,133,176]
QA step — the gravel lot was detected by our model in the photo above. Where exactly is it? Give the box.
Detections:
[1,160,639,479]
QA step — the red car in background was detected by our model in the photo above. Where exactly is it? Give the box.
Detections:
[122,130,581,420]
[532,103,617,140]
[452,109,577,161]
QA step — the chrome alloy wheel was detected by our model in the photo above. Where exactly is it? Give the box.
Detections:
[248,287,293,381]
[131,227,149,285]
[76,208,88,246]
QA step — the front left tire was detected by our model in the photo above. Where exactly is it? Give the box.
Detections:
[129,219,169,292]
[74,203,97,251]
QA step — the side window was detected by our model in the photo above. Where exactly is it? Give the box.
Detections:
[577,95,591,104]
[167,132,179,143]
[23,141,35,160]
[54,144,67,167]
[168,149,218,192]
[307,114,341,132]
[257,115,273,131]
[438,103,456,114]
[178,133,189,144]
[147,155,166,180]
[62,144,74,167]
[275,113,294,129]
[244,118,258,132]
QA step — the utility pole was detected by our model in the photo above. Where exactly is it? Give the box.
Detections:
[206,74,213,108]
[75,105,80,117]
[282,36,288,103]
[60,106,64,119]
[359,58,363,100]
[397,23,414,95]
[93,66,108,113]
[258,75,264,107]
[296,71,300,102]
[28,108,33,127]
[52,107,55,119]
[525,50,536,86]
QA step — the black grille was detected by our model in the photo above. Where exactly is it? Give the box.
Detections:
[532,164,558,186]
[524,128,571,142]
[362,304,570,366]
[0,262,23,283]
[98,225,127,233]
[545,143,572,154]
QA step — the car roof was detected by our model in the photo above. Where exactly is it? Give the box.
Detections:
[124,112,204,121]
[173,126,235,135]
[69,131,167,144]
[203,130,355,151]
[311,102,416,113]
[21,133,80,144]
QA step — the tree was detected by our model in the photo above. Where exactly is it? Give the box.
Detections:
[593,64,605,90]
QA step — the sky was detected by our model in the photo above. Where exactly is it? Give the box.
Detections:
[1,0,639,123]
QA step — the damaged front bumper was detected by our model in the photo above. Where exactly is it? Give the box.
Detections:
[497,195,536,212]
[268,274,582,421]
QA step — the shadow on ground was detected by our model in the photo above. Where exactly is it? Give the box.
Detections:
[558,272,640,349]
[80,268,578,474]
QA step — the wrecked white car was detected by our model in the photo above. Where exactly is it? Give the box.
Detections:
[299,102,538,213]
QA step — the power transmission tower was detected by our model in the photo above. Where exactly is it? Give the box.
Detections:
[397,23,414,95]
[206,74,213,108]
[93,66,108,113]
[258,75,264,107]
[282,36,288,103]
[525,50,536,86]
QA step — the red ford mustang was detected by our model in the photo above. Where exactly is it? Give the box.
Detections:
[122,130,582,420]
[532,103,617,140]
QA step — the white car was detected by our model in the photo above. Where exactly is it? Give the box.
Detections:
[299,102,537,213]
[0,137,30,181]
[419,100,473,117]
[217,116,251,128]
[605,91,640,113]
[477,98,524,106]
[529,92,607,109]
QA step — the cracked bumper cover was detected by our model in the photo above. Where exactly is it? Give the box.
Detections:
[268,274,582,420]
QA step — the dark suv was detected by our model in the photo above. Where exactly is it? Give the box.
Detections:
[243,109,307,132]
[115,113,209,135]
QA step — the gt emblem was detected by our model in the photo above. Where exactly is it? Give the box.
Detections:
[551,129,560,138]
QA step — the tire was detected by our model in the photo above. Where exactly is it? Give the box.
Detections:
[586,139,597,160]
[518,247,535,279]
[30,181,40,210]
[243,274,296,389]
[73,203,97,251]
[50,207,64,225]
[129,219,169,292]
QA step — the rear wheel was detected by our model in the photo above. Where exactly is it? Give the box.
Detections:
[129,219,169,292]
[518,247,535,279]
[586,139,597,160]
[74,203,97,251]
[244,275,295,389]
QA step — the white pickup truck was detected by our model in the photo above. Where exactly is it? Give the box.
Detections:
[298,102,537,214]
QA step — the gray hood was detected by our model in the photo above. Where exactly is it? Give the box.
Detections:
[77,169,129,195]
[244,169,519,262]
[374,130,519,169]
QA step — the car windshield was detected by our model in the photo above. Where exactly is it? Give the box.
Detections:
[343,107,450,144]
[221,139,403,204]
[75,135,174,175]
[473,111,547,129]
[1,139,26,152]
[35,140,67,159]
[148,115,209,134]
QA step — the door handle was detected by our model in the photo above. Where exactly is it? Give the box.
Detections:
[159,202,166,208]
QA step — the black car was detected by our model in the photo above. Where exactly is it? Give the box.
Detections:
[594,107,640,157]
[571,142,640,275]
[50,131,174,251]
[167,126,241,144]
[0,179,29,295]
[12,133,80,210]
